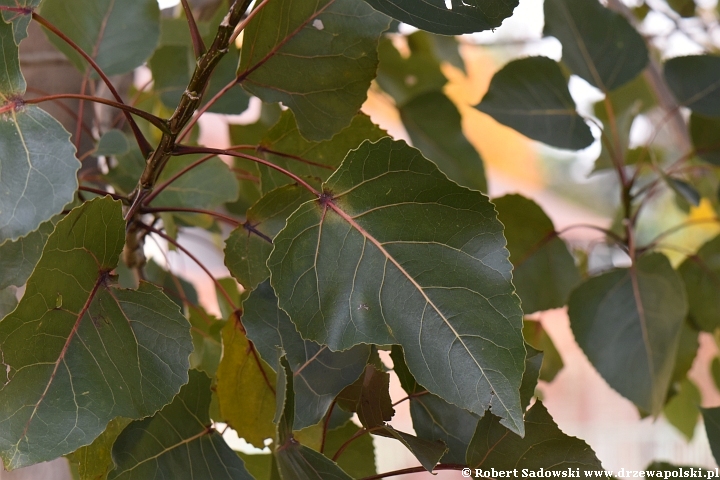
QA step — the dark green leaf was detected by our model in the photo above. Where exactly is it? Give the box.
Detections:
[322,421,376,479]
[662,174,701,208]
[0,105,79,244]
[337,365,394,428]
[243,280,369,430]
[216,316,276,448]
[568,253,688,414]
[0,1,39,43]
[225,186,315,291]
[268,138,526,435]
[108,370,253,480]
[476,57,594,150]
[67,417,131,480]
[188,306,223,376]
[690,114,720,165]
[390,346,479,465]
[523,320,564,382]
[257,111,386,194]
[664,378,700,440]
[362,0,519,35]
[400,91,487,192]
[467,401,602,471]
[238,0,390,141]
[40,0,160,76]
[679,235,720,332]
[544,0,649,91]
[495,194,581,313]
[702,407,720,464]
[665,55,720,117]
[0,218,55,289]
[374,426,446,473]
[0,197,192,469]
[274,356,353,480]
[376,35,447,108]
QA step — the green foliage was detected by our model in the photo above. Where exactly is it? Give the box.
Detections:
[568,253,688,415]
[108,370,253,479]
[0,197,192,469]
[40,0,160,76]
[477,56,593,150]
[1,0,718,475]
[238,0,390,141]
[268,138,526,434]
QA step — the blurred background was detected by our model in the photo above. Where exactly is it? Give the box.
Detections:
[7,0,720,478]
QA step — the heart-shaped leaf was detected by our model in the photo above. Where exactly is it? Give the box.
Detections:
[568,253,687,414]
[494,194,581,313]
[225,186,315,291]
[544,0,649,92]
[268,138,526,435]
[467,401,603,471]
[665,55,720,117]
[108,370,253,480]
[0,197,192,469]
[362,0,519,35]
[0,16,78,245]
[476,57,593,151]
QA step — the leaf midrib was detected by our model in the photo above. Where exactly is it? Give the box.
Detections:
[324,200,521,432]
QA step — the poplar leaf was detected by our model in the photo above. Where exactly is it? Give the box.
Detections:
[268,138,526,436]
[0,197,192,469]
[238,0,390,141]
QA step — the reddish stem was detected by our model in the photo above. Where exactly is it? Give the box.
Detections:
[173,145,321,196]
[30,12,153,156]
[25,94,168,133]
[141,206,241,227]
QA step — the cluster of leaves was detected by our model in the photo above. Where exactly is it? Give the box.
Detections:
[1,0,720,477]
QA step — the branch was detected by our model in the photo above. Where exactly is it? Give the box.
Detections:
[126,0,255,223]
[391,390,429,407]
[78,186,129,203]
[24,94,169,133]
[319,400,336,454]
[30,12,153,156]
[173,144,321,196]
